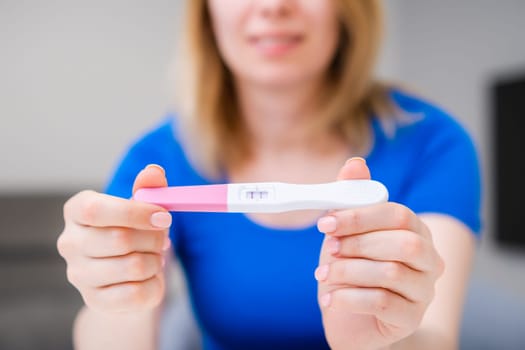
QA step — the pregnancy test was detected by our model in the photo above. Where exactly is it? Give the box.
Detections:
[134,180,388,213]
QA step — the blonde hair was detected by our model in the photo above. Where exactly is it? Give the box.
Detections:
[174,0,397,179]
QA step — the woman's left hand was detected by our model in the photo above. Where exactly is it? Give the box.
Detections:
[316,158,444,350]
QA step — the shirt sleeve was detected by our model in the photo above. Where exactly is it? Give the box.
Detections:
[402,115,483,236]
[104,120,180,247]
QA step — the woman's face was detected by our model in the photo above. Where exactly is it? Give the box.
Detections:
[207,0,340,89]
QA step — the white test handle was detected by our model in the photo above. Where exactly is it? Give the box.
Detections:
[227,180,388,213]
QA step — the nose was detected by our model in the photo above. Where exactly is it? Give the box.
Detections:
[257,0,295,19]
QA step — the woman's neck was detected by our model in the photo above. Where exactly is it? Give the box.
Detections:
[236,78,335,154]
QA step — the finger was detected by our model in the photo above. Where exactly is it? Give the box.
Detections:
[78,226,170,258]
[84,274,165,313]
[317,202,429,239]
[321,287,425,331]
[68,253,164,288]
[336,157,371,181]
[132,164,168,195]
[315,259,433,303]
[65,190,172,230]
[324,230,437,272]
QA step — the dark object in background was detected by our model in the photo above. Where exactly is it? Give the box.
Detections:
[0,194,82,350]
[493,73,525,248]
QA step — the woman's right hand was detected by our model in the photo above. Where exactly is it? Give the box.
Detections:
[57,164,172,313]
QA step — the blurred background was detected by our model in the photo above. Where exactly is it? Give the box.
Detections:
[1,0,524,349]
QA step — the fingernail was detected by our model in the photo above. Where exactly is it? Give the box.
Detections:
[151,212,172,228]
[326,237,340,255]
[320,293,332,307]
[163,237,171,251]
[314,265,329,281]
[318,216,337,233]
[345,157,366,166]
[145,164,165,175]
[162,257,166,267]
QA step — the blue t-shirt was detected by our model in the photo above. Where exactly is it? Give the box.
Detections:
[105,91,482,350]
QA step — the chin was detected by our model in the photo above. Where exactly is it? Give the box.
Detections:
[244,67,320,89]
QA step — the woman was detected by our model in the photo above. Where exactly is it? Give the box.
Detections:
[57,1,481,349]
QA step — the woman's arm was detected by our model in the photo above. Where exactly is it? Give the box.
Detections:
[316,158,474,350]
[392,214,475,350]
[73,306,160,350]
[57,165,171,350]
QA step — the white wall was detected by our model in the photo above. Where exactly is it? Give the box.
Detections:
[375,0,402,80]
[0,0,182,193]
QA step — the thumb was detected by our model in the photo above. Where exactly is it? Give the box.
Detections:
[132,164,168,195]
[336,157,371,180]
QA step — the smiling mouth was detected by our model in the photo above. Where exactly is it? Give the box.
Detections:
[249,34,303,55]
